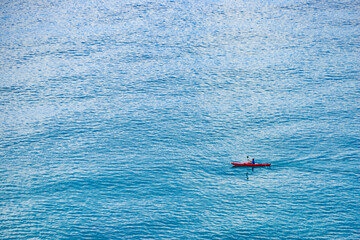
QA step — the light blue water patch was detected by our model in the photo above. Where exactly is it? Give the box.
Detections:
[1,0,359,239]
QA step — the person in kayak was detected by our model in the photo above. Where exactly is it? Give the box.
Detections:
[247,156,251,163]
[251,158,255,164]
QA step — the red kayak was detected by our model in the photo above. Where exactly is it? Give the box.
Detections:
[231,162,271,167]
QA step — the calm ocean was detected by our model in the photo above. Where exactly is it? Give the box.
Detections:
[1,0,359,239]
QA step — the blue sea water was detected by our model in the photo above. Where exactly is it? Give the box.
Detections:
[1,0,360,239]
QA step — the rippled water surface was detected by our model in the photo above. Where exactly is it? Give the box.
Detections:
[1,0,360,239]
